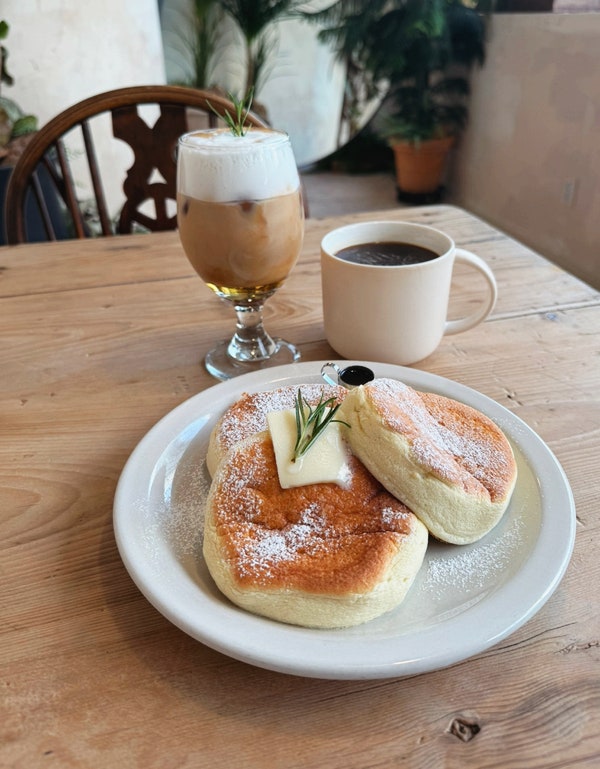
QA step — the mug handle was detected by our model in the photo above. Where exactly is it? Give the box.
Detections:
[444,248,498,335]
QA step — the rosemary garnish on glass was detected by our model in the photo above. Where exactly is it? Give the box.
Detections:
[292,389,349,462]
[210,88,254,137]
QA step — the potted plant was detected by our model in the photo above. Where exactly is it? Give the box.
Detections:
[303,0,488,199]
[381,1,487,199]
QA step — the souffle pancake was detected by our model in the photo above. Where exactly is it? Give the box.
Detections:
[338,378,517,545]
[203,431,428,629]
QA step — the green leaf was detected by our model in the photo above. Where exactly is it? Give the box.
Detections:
[292,389,349,462]
[208,88,254,136]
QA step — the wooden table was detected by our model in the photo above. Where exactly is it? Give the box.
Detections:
[2,205,599,768]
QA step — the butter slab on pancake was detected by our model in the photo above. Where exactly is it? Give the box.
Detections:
[338,378,517,545]
[203,431,428,629]
[206,383,347,477]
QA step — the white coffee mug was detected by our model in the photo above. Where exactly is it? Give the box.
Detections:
[321,221,497,366]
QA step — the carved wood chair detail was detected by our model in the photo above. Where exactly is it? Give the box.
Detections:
[3,86,267,244]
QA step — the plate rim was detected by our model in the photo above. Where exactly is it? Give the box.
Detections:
[113,360,576,679]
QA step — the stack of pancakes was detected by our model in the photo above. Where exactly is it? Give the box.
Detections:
[203,379,517,629]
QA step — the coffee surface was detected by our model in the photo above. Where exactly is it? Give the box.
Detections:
[335,241,439,266]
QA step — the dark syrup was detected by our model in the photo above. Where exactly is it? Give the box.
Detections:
[338,365,375,387]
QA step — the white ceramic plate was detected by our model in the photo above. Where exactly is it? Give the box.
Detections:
[113,361,575,679]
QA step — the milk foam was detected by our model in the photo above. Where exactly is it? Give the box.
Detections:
[178,128,300,202]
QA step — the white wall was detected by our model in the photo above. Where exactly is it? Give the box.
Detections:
[4,0,166,214]
[4,0,165,125]
[258,17,346,168]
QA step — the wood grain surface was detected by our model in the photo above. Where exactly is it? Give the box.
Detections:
[1,205,599,768]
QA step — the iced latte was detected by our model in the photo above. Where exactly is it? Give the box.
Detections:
[177,128,304,303]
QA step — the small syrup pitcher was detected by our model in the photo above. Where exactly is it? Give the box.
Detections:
[320,362,375,389]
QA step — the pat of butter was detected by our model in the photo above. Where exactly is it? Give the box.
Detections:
[267,409,351,489]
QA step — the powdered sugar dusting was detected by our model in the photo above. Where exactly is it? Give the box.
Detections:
[423,516,524,596]
[381,506,411,526]
[370,378,456,479]
[367,378,515,499]
[236,503,334,579]
[163,447,212,557]
[429,405,513,500]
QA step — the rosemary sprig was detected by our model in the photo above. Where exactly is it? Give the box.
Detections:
[209,88,254,137]
[292,389,349,462]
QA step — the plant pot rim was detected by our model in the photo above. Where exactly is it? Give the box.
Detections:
[387,134,456,149]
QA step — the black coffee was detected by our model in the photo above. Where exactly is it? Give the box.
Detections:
[335,241,439,266]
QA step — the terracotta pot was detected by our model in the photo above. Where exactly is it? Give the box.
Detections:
[390,135,455,195]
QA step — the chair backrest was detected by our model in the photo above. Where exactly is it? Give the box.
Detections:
[3,85,269,244]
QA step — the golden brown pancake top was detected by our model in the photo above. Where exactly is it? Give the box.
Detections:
[208,433,419,595]
[363,379,516,503]
[212,383,347,462]
[419,392,516,502]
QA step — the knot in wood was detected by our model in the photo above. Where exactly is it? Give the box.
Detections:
[448,714,481,742]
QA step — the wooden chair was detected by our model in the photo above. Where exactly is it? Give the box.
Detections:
[3,85,270,244]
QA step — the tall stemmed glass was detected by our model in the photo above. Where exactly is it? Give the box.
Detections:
[177,126,304,380]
